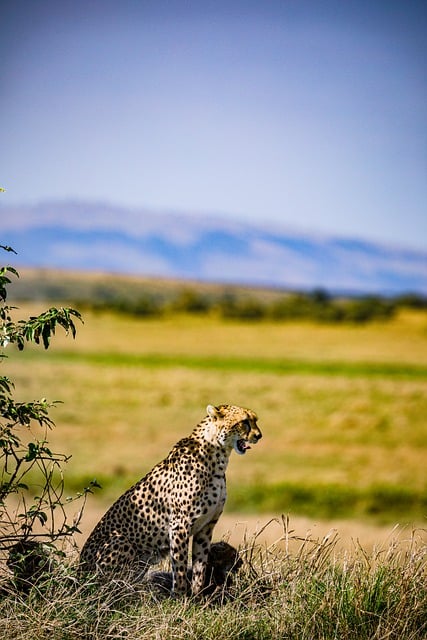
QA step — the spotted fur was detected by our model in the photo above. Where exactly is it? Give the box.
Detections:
[79,404,261,595]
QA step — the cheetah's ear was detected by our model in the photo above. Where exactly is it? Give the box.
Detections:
[207,404,222,420]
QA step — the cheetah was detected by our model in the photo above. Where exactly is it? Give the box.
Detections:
[79,404,261,595]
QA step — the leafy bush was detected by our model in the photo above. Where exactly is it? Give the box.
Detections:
[170,288,211,314]
[218,293,266,321]
[393,292,427,309]
[0,246,97,573]
[340,295,395,323]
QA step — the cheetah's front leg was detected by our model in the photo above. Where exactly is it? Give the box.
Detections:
[191,520,217,595]
[169,521,191,595]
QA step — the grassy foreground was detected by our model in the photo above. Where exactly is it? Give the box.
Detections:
[1,520,425,640]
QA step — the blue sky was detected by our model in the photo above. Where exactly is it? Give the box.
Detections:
[1,0,426,249]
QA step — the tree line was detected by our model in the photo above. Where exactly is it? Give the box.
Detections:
[78,287,426,324]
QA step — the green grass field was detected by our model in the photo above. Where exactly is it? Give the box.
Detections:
[5,304,427,525]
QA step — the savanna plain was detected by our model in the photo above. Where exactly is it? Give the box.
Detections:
[2,289,427,639]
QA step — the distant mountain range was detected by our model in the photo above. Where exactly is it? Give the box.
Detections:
[1,201,426,295]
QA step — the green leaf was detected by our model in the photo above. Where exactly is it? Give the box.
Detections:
[25,442,39,461]
[37,511,48,525]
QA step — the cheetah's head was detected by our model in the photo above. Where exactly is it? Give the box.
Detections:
[206,404,262,455]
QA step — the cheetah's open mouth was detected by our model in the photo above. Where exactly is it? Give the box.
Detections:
[235,439,251,455]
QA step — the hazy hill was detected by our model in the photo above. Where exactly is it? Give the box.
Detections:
[1,201,426,294]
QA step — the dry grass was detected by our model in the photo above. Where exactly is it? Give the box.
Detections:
[0,517,425,640]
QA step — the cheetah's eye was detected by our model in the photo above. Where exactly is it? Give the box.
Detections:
[241,420,251,434]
